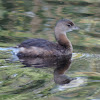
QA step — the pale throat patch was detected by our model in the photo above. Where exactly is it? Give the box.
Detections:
[66,28,73,32]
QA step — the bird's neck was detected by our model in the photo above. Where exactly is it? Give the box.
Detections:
[55,31,73,53]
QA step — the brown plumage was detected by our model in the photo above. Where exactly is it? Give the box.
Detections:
[17,19,79,57]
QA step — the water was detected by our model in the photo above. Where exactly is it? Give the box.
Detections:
[0,0,100,100]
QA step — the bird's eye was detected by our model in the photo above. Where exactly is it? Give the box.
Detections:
[67,24,71,27]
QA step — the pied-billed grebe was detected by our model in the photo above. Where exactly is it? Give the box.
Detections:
[17,19,79,57]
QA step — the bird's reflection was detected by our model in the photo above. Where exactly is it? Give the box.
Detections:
[18,55,74,85]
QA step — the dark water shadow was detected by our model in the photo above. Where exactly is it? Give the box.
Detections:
[18,54,75,85]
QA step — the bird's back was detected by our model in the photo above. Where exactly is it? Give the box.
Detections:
[18,38,60,50]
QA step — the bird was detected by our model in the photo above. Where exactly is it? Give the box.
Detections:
[17,19,79,57]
